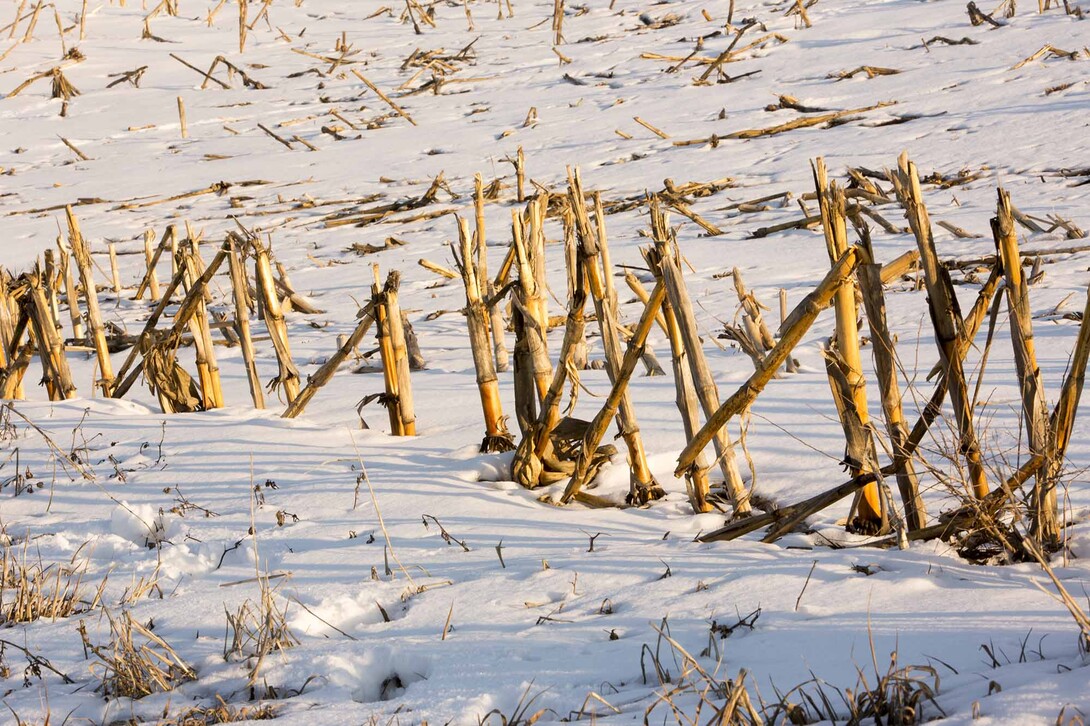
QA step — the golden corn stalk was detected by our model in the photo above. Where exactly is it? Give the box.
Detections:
[891,153,989,500]
[993,190,1055,545]
[23,271,77,401]
[0,271,29,399]
[812,159,883,530]
[561,281,667,504]
[648,197,747,513]
[512,199,553,402]
[642,238,712,514]
[371,266,416,436]
[567,169,661,505]
[474,173,509,373]
[65,208,115,397]
[677,247,861,476]
[227,238,264,409]
[178,241,223,409]
[253,239,300,403]
[453,216,514,452]
[856,257,926,530]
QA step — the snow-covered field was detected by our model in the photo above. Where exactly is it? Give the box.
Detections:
[2,0,1090,722]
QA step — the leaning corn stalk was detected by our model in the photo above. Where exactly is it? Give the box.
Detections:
[453,216,515,452]
[812,160,883,530]
[648,198,747,513]
[677,247,861,476]
[66,206,113,392]
[993,190,1055,545]
[891,153,989,499]
[0,274,29,399]
[512,199,553,400]
[512,268,587,489]
[283,300,377,419]
[857,259,926,530]
[179,242,223,409]
[24,272,77,400]
[253,239,300,403]
[111,243,230,400]
[642,244,712,513]
[1049,282,1090,541]
[228,238,264,409]
[561,281,667,504]
[135,227,173,302]
[142,337,203,414]
[568,170,661,505]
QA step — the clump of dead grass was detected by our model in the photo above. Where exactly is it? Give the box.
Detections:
[158,696,278,725]
[768,651,942,725]
[0,542,105,625]
[90,609,196,699]
[223,575,298,684]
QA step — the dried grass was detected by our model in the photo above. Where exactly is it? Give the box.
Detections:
[0,542,104,625]
[159,696,278,725]
[223,575,298,685]
[90,609,196,699]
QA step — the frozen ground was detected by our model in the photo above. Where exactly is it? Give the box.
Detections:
[1,0,1090,723]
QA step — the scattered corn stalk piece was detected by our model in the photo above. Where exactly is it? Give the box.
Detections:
[673,102,895,146]
[351,69,417,126]
[1010,44,1080,70]
[832,66,901,80]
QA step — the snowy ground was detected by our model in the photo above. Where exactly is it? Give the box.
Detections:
[2,0,1090,723]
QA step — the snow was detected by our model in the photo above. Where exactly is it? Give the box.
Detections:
[2,0,1090,722]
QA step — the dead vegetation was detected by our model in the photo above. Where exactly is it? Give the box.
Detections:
[0,542,104,625]
[157,697,278,725]
[2,1,1088,724]
[223,577,299,685]
[3,147,1089,560]
[89,609,196,699]
[634,615,946,725]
